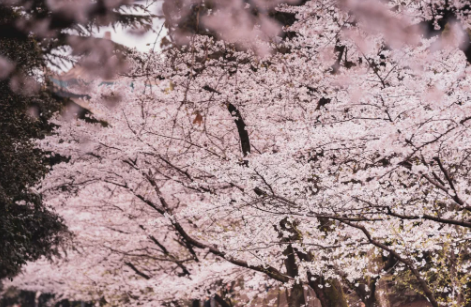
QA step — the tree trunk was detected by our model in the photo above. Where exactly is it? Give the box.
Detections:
[309,276,349,307]
[288,284,306,307]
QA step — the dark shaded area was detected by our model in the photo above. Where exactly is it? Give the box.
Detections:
[0,1,147,281]
[416,3,471,63]
[0,5,68,279]
[0,289,93,307]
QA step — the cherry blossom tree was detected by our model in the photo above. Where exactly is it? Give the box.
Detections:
[6,0,471,307]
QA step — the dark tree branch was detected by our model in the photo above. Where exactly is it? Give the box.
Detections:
[148,235,191,276]
[125,261,151,280]
[201,85,251,156]
[227,103,251,157]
